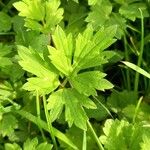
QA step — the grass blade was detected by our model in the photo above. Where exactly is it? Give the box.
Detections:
[122,61,150,79]
[14,109,78,150]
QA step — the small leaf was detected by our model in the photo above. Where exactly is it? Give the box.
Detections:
[13,0,64,33]
[86,0,112,29]
[140,135,150,150]
[119,3,149,21]
[23,138,38,150]
[13,0,45,21]
[23,77,59,95]
[36,142,53,150]
[88,0,100,5]
[0,114,18,137]
[5,143,21,150]
[48,46,73,76]
[0,12,11,32]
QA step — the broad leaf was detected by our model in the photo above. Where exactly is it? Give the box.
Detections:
[119,3,149,21]
[70,71,113,96]
[13,0,64,33]
[23,138,53,150]
[23,77,59,95]
[86,0,112,29]
[73,25,117,71]
[100,119,150,150]
[0,114,18,137]
[47,88,96,130]
[49,25,116,74]
[18,46,59,94]
[107,90,138,113]
[48,26,73,75]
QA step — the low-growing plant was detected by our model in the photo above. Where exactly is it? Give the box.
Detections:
[0,0,150,150]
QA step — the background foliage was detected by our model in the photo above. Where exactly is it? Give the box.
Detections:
[0,0,150,149]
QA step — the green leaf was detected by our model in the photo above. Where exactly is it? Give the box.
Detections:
[52,26,73,63]
[70,71,113,96]
[48,46,73,76]
[86,0,112,29]
[23,138,38,150]
[47,89,96,130]
[48,26,73,75]
[85,96,109,121]
[0,57,12,67]
[23,138,53,150]
[0,12,11,32]
[18,46,59,94]
[140,135,150,150]
[122,61,150,79]
[36,142,53,150]
[60,125,98,150]
[15,109,78,149]
[88,0,100,5]
[44,0,64,32]
[13,0,45,21]
[0,114,18,137]
[122,102,150,123]
[49,25,116,75]
[23,77,59,95]
[13,0,64,33]
[5,143,21,150]
[107,90,138,112]
[0,43,13,67]
[119,3,149,21]
[63,0,87,34]
[105,13,127,39]
[73,25,117,71]
[0,43,12,57]
[100,119,150,150]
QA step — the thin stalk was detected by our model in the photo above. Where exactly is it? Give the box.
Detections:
[133,96,143,123]
[36,91,46,141]
[124,36,131,90]
[14,109,78,150]
[87,120,104,150]
[93,96,113,118]
[121,68,127,89]
[43,95,58,150]
[82,131,87,150]
[134,8,144,92]
[0,32,15,35]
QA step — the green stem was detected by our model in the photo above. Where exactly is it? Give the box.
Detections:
[93,96,113,118]
[133,96,143,123]
[43,95,58,150]
[13,109,78,150]
[0,32,15,35]
[36,91,46,141]
[87,120,104,150]
[134,8,144,92]
[82,131,86,150]
[124,36,131,91]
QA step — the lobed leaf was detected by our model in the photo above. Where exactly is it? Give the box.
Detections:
[13,0,64,33]
[70,71,113,96]
[47,89,96,130]
[18,46,59,94]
